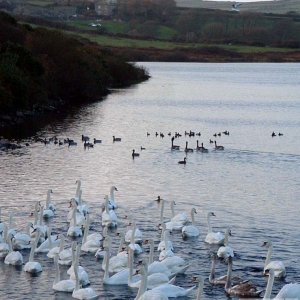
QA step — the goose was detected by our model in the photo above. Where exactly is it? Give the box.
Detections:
[103,247,131,285]
[214,141,224,150]
[132,149,140,158]
[217,228,234,259]
[4,235,23,266]
[263,269,300,299]
[102,195,118,228]
[178,157,186,165]
[35,227,60,253]
[67,206,83,237]
[262,240,286,278]
[125,218,143,244]
[134,264,169,300]
[171,137,180,150]
[45,189,56,212]
[59,241,76,266]
[47,234,64,259]
[108,185,118,209]
[70,244,90,287]
[53,254,75,292]
[204,212,225,245]
[43,189,54,218]
[182,208,200,238]
[24,230,42,274]
[185,141,193,153]
[196,141,208,153]
[81,214,103,253]
[209,254,242,285]
[101,235,128,273]
[225,256,263,298]
[72,255,98,300]
[0,224,10,258]
[113,136,121,142]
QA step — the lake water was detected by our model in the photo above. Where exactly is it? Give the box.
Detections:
[0,62,299,299]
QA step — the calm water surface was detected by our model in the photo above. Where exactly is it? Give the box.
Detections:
[0,63,299,299]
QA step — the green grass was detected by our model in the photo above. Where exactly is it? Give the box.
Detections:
[101,20,130,34]
[157,26,177,40]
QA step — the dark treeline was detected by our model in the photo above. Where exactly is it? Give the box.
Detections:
[0,11,149,119]
[115,0,300,48]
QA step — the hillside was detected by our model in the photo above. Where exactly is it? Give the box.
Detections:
[175,0,300,14]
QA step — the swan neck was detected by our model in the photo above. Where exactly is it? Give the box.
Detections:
[130,223,136,244]
[149,239,154,264]
[117,234,124,253]
[164,230,169,249]
[82,215,90,244]
[74,260,79,291]
[78,190,82,205]
[29,232,39,262]
[59,238,65,252]
[224,229,229,246]
[128,249,133,284]
[209,256,216,281]
[105,197,109,213]
[110,187,114,199]
[48,228,52,248]
[136,267,146,300]
[54,256,60,284]
[265,243,273,268]
[160,200,165,223]
[207,214,212,233]
[72,207,77,226]
[104,248,110,280]
[196,279,203,300]
[225,259,232,290]
[46,191,50,208]
[170,201,175,217]
[191,209,195,225]
[263,271,275,300]
[39,207,43,225]
[75,181,81,198]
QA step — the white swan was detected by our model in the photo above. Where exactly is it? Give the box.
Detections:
[102,235,128,273]
[24,230,42,274]
[204,212,225,245]
[217,228,234,259]
[102,195,118,228]
[263,240,286,278]
[165,201,188,231]
[43,189,54,218]
[182,208,200,238]
[45,189,56,212]
[59,241,76,266]
[53,255,75,292]
[70,244,90,286]
[47,234,64,259]
[159,231,174,261]
[0,224,10,258]
[108,185,118,209]
[74,179,82,205]
[67,206,83,237]
[103,247,130,285]
[35,227,60,253]
[31,206,48,243]
[76,190,90,216]
[134,264,169,300]
[264,269,300,299]
[125,217,143,244]
[67,198,86,226]
[72,255,98,300]
[11,222,32,250]
[128,222,143,255]
[157,223,174,252]
[81,214,103,253]
[160,256,189,275]
[4,235,23,266]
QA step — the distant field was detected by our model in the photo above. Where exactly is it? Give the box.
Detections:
[175,0,300,14]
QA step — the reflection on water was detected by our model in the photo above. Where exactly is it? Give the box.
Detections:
[0,63,299,299]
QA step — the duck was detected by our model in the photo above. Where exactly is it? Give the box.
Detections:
[263,269,300,299]
[72,254,98,300]
[217,228,234,259]
[102,195,118,228]
[113,136,121,142]
[81,134,90,142]
[204,212,225,245]
[93,138,102,144]
[52,254,75,292]
[262,240,286,278]
[178,157,186,165]
[214,141,224,150]
[24,230,42,274]
[225,256,263,298]
[108,185,118,209]
[182,208,200,238]
[4,235,24,266]
[132,149,140,158]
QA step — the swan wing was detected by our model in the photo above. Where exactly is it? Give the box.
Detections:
[275,283,300,299]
